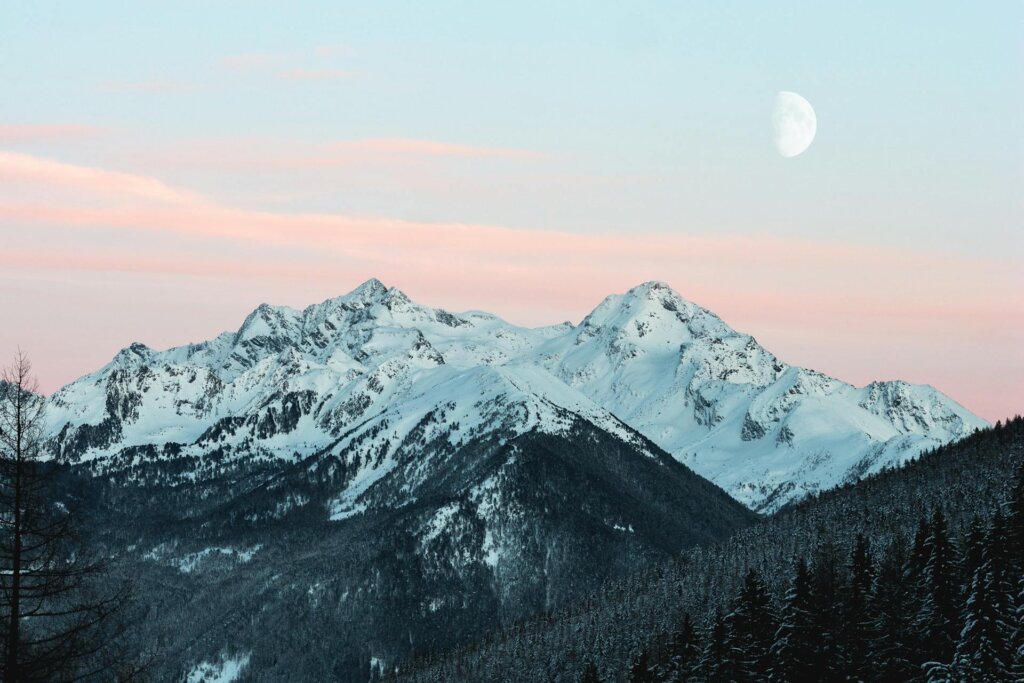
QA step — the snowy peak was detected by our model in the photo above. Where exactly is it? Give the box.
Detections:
[45,280,987,511]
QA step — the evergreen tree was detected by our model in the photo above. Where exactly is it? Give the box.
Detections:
[628,648,654,683]
[699,611,728,682]
[843,534,875,681]
[912,508,961,669]
[1011,576,1024,680]
[809,542,843,679]
[871,535,916,681]
[660,613,698,683]
[579,659,601,683]
[907,517,932,584]
[962,518,987,584]
[724,568,776,680]
[1007,456,1024,576]
[770,558,816,681]
[945,539,1012,680]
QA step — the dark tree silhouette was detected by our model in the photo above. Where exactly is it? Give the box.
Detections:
[0,351,139,681]
[871,535,916,681]
[770,558,815,681]
[725,567,776,679]
[698,611,728,682]
[659,612,698,682]
[579,659,601,683]
[842,534,875,680]
[912,508,961,668]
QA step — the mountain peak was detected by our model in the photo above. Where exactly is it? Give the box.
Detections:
[345,277,389,301]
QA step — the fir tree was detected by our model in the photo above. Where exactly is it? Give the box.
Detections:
[628,648,654,683]
[725,567,776,680]
[770,558,816,681]
[945,546,1011,680]
[579,659,601,683]
[699,611,728,683]
[809,542,843,679]
[843,534,875,681]
[912,508,961,669]
[871,535,916,681]
[660,613,698,683]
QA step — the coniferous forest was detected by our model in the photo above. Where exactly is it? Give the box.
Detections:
[392,417,1024,682]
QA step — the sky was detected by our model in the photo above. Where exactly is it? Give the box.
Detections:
[0,1,1021,421]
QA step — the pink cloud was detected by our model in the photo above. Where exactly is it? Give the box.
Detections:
[0,151,203,204]
[0,124,104,143]
[0,150,1020,421]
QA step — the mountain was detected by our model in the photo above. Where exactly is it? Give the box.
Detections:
[47,278,984,512]
[394,418,1024,683]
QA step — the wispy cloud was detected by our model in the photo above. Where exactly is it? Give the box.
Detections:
[0,151,204,204]
[1,150,1020,420]
[0,124,104,143]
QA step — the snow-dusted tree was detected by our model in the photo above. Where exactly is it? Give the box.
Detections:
[724,568,776,679]
[698,610,728,682]
[842,534,875,680]
[912,508,961,669]
[770,558,815,681]
[0,351,138,681]
[870,535,916,681]
[658,612,698,683]
[627,647,654,683]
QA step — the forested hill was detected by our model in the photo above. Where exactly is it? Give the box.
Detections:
[393,417,1024,682]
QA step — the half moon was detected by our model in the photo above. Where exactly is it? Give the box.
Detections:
[773,91,816,157]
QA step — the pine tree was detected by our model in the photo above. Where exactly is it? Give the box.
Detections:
[1011,575,1024,680]
[699,611,728,682]
[809,542,843,679]
[912,508,961,669]
[660,613,698,683]
[724,568,776,680]
[1007,457,1024,576]
[843,534,875,681]
[628,648,654,683]
[871,536,916,682]
[579,659,601,683]
[770,558,816,681]
[1007,457,1024,679]
[945,547,1011,680]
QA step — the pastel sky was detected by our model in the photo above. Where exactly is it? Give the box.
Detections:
[1,1,1021,421]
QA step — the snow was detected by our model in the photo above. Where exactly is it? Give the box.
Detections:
[186,653,250,683]
[44,278,987,512]
[143,544,262,573]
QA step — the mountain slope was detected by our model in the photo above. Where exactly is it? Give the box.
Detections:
[394,418,1024,683]
[69,413,755,681]
[46,278,984,511]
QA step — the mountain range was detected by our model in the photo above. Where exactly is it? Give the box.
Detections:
[47,278,984,512]
[33,278,993,679]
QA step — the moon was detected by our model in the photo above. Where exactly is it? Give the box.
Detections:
[772,91,816,157]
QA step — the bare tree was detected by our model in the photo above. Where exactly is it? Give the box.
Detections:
[0,350,139,681]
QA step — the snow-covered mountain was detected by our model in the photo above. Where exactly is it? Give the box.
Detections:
[47,278,985,512]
